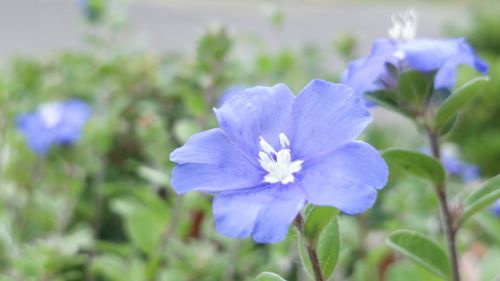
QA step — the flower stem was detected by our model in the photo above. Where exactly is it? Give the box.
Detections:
[294,214,324,281]
[426,127,461,281]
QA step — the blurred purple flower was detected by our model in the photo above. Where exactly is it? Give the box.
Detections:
[422,146,479,183]
[17,99,91,155]
[491,200,500,216]
[341,10,488,102]
[170,80,388,243]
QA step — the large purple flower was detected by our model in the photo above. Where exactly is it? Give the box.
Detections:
[17,99,91,155]
[341,10,488,100]
[170,80,388,243]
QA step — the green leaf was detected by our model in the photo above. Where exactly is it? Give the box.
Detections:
[125,208,164,253]
[255,272,287,281]
[398,70,434,105]
[459,175,500,226]
[433,76,489,130]
[304,206,339,245]
[382,149,446,185]
[386,260,444,281]
[298,218,340,280]
[316,218,340,279]
[438,114,458,137]
[474,212,500,244]
[365,90,410,117]
[386,230,451,279]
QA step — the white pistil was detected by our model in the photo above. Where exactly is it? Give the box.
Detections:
[258,133,303,185]
[388,9,417,41]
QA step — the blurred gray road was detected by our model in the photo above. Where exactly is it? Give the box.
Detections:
[0,0,468,63]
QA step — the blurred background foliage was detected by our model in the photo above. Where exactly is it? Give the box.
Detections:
[0,0,499,280]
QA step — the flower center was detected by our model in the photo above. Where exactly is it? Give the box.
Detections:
[258,133,303,185]
[39,102,63,128]
[388,9,417,41]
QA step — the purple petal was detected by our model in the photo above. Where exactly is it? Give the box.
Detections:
[298,141,388,214]
[16,113,53,155]
[213,184,305,243]
[341,39,398,96]
[214,84,295,161]
[55,99,91,143]
[217,85,246,107]
[400,38,488,74]
[285,80,372,159]
[434,62,457,90]
[170,128,264,194]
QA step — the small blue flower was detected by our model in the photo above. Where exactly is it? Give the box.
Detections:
[422,146,480,183]
[341,10,488,101]
[16,99,91,155]
[491,200,500,216]
[170,80,388,243]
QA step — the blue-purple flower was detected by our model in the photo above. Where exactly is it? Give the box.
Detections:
[492,200,500,216]
[17,99,91,155]
[170,80,388,243]
[341,10,488,101]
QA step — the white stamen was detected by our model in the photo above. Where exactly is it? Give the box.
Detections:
[279,133,290,148]
[38,102,63,128]
[388,9,417,41]
[259,136,276,154]
[258,133,303,185]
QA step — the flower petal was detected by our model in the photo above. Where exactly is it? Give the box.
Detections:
[213,184,305,243]
[341,39,398,96]
[214,84,295,160]
[285,80,372,159]
[170,128,264,194]
[56,99,91,143]
[298,141,388,214]
[16,114,53,155]
[400,38,488,74]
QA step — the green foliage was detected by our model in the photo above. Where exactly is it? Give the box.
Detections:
[465,5,500,56]
[382,149,446,185]
[398,70,434,110]
[256,272,287,281]
[386,230,451,279]
[460,175,500,226]
[303,206,339,246]
[450,57,500,176]
[299,207,340,281]
[433,76,489,131]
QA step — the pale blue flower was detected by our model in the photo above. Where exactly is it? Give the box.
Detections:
[341,10,488,102]
[342,38,487,98]
[16,99,91,155]
[170,80,388,243]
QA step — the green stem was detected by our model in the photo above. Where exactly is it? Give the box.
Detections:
[426,126,460,281]
[294,214,324,281]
